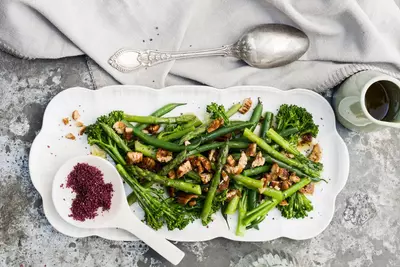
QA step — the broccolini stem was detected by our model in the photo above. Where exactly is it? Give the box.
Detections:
[224,195,240,215]
[267,128,299,156]
[134,141,156,159]
[225,103,242,117]
[242,165,271,177]
[231,174,264,189]
[236,189,248,236]
[100,122,131,153]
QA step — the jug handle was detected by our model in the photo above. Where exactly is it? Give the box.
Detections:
[338,96,372,127]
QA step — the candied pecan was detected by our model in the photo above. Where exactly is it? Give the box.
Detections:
[270,163,280,180]
[207,118,224,133]
[300,183,315,195]
[309,144,322,162]
[218,171,230,191]
[236,151,248,174]
[176,161,192,178]
[126,152,143,165]
[146,124,160,134]
[246,143,257,157]
[198,156,212,172]
[188,200,197,207]
[72,110,80,121]
[176,192,199,205]
[156,148,173,163]
[269,180,280,189]
[239,98,252,114]
[113,121,126,134]
[65,133,76,140]
[251,151,265,168]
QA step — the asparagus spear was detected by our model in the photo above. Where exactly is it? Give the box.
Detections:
[136,103,186,130]
[124,114,197,124]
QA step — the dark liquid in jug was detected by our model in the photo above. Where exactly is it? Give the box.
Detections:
[365,82,390,120]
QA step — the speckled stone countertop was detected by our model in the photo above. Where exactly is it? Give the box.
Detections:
[1,50,399,267]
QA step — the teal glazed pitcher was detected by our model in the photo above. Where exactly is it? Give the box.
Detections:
[333,70,400,132]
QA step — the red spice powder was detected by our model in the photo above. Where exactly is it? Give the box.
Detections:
[66,163,113,221]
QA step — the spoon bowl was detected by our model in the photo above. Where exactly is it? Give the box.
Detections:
[52,155,184,265]
[109,23,309,72]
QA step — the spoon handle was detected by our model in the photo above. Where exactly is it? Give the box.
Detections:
[118,212,184,266]
[109,45,235,73]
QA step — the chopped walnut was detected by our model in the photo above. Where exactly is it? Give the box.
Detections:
[218,171,230,191]
[176,192,198,205]
[145,124,160,134]
[126,152,143,165]
[270,163,280,180]
[188,200,197,207]
[226,189,239,201]
[124,127,133,141]
[225,151,247,174]
[75,121,84,127]
[78,126,86,136]
[65,133,76,140]
[309,144,322,162]
[168,170,176,179]
[281,180,291,190]
[207,118,224,133]
[177,161,192,178]
[226,155,236,167]
[289,173,300,183]
[278,168,289,180]
[156,148,173,163]
[62,117,69,125]
[139,157,156,170]
[274,185,281,191]
[299,183,315,195]
[239,98,252,114]
[72,110,80,121]
[113,121,126,134]
[269,180,280,189]
[200,173,212,184]
[251,152,265,168]
[208,149,217,162]
[246,143,257,157]
[167,187,176,197]
[279,200,289,206]
[198,156,212,172]
[184,140,191,146]
[194,159,204,174]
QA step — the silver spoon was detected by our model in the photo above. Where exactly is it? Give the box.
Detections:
[108,24,309,72]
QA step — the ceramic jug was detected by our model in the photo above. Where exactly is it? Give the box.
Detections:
[333,70,400,132]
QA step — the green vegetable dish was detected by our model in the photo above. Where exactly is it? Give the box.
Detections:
[85,98,324,236]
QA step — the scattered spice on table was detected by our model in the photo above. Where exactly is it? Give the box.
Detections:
[66,163,113,221]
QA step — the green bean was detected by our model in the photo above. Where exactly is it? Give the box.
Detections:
[124,114,196,124]
[226,103,242,117]
[242,165,271,177]
[201,143,229,225]
[134,141,156,159]
[246,189,259,229]
[159,126,195,141]
[263,154,308,178]
[225,195,240,215]
[136,103,186,130]
[186,170,202,182]
[260,111,273,141]
[193,122,254,144]
[249,98,263,132]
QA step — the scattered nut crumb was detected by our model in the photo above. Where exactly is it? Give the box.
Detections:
[65,133,76,140]
[75,121,84,127]
[62,118,69,125]
[72,110,80,121]
[79,126,86,136]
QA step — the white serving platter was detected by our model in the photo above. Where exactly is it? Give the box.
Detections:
[29,85,349,242]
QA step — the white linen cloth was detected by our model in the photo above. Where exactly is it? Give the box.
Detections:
[1,0,400,91]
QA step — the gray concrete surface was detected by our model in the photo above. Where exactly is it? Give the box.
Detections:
[0,49,399,267]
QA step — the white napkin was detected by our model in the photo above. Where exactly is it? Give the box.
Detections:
[2,0,400,90]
